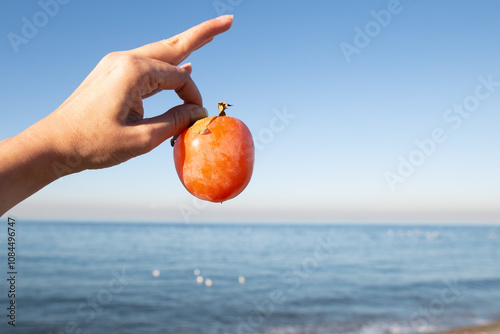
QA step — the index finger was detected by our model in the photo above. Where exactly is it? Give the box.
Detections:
[130,15,233,65]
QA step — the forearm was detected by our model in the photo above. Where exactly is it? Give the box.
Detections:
[0,122,65,216]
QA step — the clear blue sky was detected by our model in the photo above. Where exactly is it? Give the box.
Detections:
[1,0,499,223]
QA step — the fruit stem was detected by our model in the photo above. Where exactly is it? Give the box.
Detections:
[218,102,232,116]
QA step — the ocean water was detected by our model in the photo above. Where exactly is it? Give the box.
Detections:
[1,222,499,334]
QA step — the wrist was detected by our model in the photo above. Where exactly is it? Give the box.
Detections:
[22,115,85,178]
[0,126,63,215]
[0,111,86,215]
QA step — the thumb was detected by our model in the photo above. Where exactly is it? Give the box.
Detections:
[136,103,208,151]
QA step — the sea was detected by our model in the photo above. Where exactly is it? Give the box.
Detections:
[1,221,499,334]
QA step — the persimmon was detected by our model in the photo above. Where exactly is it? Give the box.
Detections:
[172,102,254,202]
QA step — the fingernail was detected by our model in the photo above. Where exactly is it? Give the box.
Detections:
[217,14,233,22]
[190,106,208,123]
[180,63,192,74]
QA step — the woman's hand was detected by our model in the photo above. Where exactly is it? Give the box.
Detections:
[0,15,233,216]
[41,14,233,172]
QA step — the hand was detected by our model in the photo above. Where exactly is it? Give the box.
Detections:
[40,14,233,172]
[0,15,233,216]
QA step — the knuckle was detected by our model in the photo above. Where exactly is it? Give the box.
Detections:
[100,51,124,66]
[114,53,143,70]
[171,108,189,131]
[160,35,189,61]
[175,72,190,90]
[103,53,145,85]
[161,35,181,48]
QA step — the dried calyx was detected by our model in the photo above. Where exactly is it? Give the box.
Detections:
[170,102,233,146]
[217,102,232,116]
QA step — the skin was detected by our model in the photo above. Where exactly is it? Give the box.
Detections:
[0,15,233,216]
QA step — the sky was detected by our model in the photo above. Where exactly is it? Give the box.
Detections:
[1,0,499,224]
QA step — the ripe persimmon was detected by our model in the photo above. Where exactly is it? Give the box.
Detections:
[172,103,254,202]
